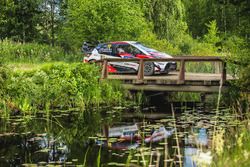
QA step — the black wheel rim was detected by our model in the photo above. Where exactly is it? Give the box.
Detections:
[144,63,154,74]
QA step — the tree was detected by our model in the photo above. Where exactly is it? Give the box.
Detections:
[59,0,150,49]
[183,0,250,41]
[204,20,220,45]
[0,0,41,42]
[38,0,67,46]
[141,0,187,42]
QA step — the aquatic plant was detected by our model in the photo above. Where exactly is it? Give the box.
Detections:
[82,146,90,167]
[171,104,182,167]
[212,120,250,167]
[97,146,102,167]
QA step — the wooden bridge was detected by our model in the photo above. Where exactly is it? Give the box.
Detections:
[99,56,236,93]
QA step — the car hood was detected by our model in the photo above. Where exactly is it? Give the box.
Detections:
[148,51,172,58]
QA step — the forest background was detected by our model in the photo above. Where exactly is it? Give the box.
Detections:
[0,0,249,90]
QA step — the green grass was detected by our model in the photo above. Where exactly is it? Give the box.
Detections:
[0,62,126,116]
[213,121,250,167]
[7,62,48,72]
[0,39,82,63]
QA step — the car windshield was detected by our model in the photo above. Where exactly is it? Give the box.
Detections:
[133,43,158,52]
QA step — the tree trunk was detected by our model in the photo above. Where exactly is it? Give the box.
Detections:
[50,0,55,47]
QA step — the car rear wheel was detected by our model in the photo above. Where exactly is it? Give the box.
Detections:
[144,62,154,76]
[88,59,97,64]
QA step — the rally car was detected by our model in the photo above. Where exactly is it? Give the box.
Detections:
[83,41,176,75]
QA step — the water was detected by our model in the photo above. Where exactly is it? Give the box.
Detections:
[0,104,239,167]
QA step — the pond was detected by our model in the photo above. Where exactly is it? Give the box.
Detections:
[0,103,240,167]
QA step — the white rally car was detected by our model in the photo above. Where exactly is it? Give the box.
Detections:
[83,41,176,76]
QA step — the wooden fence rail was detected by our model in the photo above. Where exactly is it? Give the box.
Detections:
[99,56,227,85]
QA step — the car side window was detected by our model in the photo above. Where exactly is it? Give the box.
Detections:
[131,47,142,55]
[115,44,142,56]
[98,44,112,55]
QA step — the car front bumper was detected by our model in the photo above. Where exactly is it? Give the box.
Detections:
[162,62,177,73]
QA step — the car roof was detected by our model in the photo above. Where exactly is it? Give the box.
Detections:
[110,41,137,45]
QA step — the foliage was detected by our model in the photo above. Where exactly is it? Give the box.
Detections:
[141,0,187,42]
[0,63,125,114]
[0,0,249,109]
[138,30,181,55]
[0,39,81,63]
[238,65,250,91]
[0,0,66,45]
[221,35,250,91]
[204,20,221,46]
[1,0,249,60]
[213,121,250,167]
[0,64,11,97]
[183,0,250,41]
[190,42,220,56]
[0,0,42,42]
[169,92,201,102]
[0,0,249,53]
[60,0,150,49]
[188,20,222,56]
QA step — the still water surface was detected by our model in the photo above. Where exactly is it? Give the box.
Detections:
[0,103,238,166]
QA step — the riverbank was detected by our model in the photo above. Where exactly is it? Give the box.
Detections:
[0,62,126,117]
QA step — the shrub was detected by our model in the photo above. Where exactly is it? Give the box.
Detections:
[0,39,82,63]
[0,64,11,97]
[138,30,181,55]
[1,63,125,114]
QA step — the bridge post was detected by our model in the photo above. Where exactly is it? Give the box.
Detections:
[137,59,144,84]
[178,60,185,84]
[221,61,227,84]
[214,62,221,74]
[101,59,108,79]
[103,124,109,139]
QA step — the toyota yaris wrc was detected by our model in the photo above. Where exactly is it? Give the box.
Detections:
[83,41,176,76]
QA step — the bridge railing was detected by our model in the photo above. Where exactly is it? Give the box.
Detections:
[99,56,227,84]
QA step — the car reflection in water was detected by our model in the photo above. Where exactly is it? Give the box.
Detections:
[184,128,212,167]
[27,134,69,164]
[96,124,175,150]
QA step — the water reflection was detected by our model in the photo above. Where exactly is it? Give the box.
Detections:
[0,105,235,166]
[184,128,212,167]
[0,110,103,166]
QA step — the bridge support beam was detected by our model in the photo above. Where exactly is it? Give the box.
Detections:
[123,84,228,93]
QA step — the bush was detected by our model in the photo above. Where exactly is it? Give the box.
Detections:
[190,42,221,56]
[0,39,82,63]
[0,64,11,97]
[1,63,125,114]
[221,35,250,91]
[138,30,181,55]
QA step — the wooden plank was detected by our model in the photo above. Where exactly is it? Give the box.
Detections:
[122,84,228,93]
[99,56,223,63]
[203,80,212,85]
[107,73,234,81]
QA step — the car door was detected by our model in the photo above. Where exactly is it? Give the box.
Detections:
[112,44,139,71]
[97,43,129,70]
[98,43,114,58]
